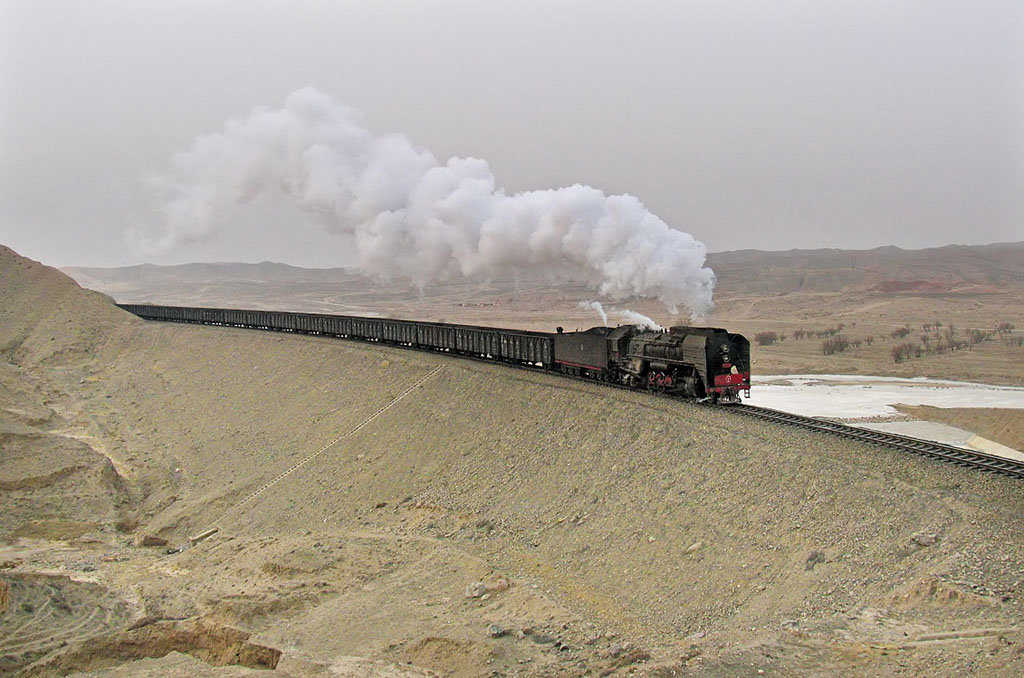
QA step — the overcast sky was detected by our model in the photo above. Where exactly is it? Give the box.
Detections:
[2,0,1022,268]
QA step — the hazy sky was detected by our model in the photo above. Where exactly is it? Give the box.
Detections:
[2,0,1022,268]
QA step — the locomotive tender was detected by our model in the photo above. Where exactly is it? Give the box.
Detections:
[118,304,751,403]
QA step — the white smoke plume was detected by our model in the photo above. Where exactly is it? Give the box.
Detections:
[579,300,609,326]
[139,88,716,315]
[579,301,663,331]
[614,310,663,331]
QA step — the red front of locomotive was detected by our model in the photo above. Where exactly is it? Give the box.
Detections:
[708,332,751,404]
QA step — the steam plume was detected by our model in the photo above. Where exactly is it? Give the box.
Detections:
[140,88,716,315]
[579,301,663,331]
[613,310,663,331]
[579,301,609,326]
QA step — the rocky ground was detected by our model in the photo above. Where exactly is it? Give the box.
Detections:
[3,244,1024,676]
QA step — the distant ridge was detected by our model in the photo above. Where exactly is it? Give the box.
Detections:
[706,241,1024,294]
[63,242,1024,300]
[63,260,357,288]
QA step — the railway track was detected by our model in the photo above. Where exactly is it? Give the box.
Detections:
[553,370,1024,480]
[729,403,1024,479]
[127,312,1024,481]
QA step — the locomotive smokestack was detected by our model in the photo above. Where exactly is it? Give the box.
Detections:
[138,88,716,316]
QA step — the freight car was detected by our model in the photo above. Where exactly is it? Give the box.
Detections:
[117,304,554,365]
[118,304,750,403]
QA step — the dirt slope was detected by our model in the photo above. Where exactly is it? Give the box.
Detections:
[3,245,1024,676]
[1,245,137,368]
[0,247,139,542]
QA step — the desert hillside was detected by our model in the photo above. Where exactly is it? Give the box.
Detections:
[2,245,137,368]
[3,245,1024,676]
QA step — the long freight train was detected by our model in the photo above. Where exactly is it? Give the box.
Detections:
[118,304,751,403]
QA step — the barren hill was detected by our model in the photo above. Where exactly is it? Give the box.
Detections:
[4,245,1024,676]
[63,241,1024,303]
[707,242,1024,295]
[2,245,137,367]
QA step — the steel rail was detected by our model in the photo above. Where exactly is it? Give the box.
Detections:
[123,309,1024,480]
[729,403,1024,479]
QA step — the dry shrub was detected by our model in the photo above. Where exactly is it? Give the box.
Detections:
[891,342,918,363]
[821,335,851,355]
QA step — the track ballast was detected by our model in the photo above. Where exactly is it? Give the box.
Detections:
[730,404,1024,479]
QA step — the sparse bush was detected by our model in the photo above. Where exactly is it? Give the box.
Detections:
[891,342,917,363]
[864,336,873,346]
[793,329,806,340]
[754,331,779,346]
[822,334,851,355]
[998,323,1022,346]
[967,329,989,345]
[891,326,911,339]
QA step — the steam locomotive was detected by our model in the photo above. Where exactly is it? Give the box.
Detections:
[554,324,750,403]
[118,305,751,403]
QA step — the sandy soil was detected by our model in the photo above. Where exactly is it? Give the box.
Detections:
[3,244,1024,676]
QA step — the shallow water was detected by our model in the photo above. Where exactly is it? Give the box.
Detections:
[748,374,1024,419]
